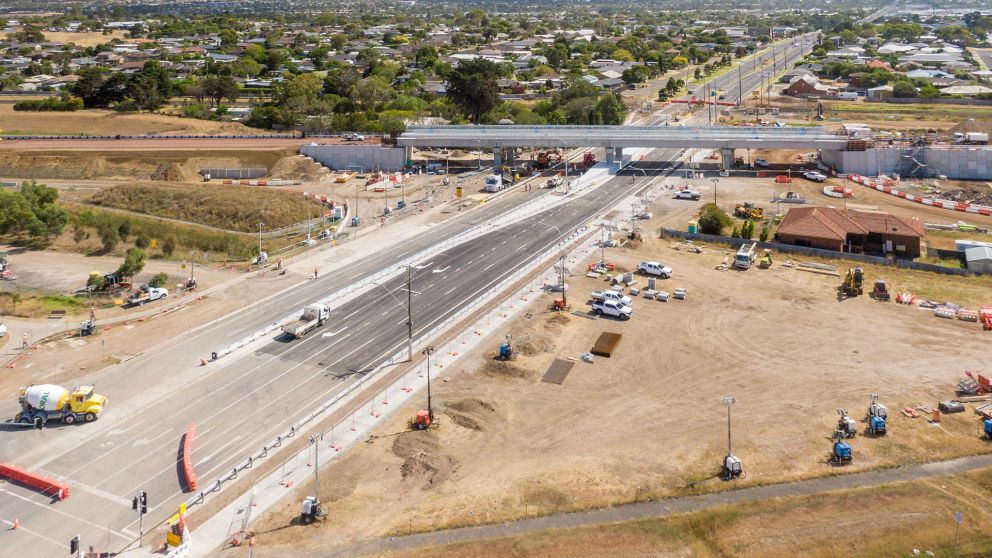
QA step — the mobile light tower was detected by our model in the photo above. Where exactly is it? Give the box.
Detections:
[411,345,436,430]
[722,396,743,480]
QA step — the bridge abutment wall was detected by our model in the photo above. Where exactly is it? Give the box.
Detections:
[821,147,992,180]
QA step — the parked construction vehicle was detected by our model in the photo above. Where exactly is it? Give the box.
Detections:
[831,439,853,465]
[867,393,887,436]
[733,242,757,270]
[534,150,563,168]
[758,249,773,269]
[984,418,992,440]
[834,408,858,439]
[842,267,864,297]
[484,173,505,193]
[734,203,764,220]
[871,278,890,301]
[282,303,330,339]
[15,384,107,427]
[722,454,743,480]
[545,175,564,189]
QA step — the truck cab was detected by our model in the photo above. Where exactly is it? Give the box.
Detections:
[591,289,633,306]
[485,174,503,193]
[734,243,757,270]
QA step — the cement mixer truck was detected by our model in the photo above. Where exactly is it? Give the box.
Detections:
[15,384,108,428]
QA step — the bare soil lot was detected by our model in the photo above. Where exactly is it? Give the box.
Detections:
[0,102,256,136]
[42,31,130,47]
[253,209,992,554]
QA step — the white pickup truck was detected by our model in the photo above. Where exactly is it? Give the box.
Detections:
[282,303,330,338]
[591,299,632,320]
[803,171,827,182]
[128,286,168,306]
[590,289,633,306]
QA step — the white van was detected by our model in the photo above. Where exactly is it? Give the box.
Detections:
[837,92,859,100]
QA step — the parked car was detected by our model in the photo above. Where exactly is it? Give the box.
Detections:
[0,322,6,338]
[675,189,701,200]
[637,261,673,278]
[591,299,632,320]
[754,159,770,168]
[804,171,828,182]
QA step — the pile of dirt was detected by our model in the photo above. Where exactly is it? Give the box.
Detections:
[512,334,552,357]
[391,432,456,488]
[443,397,502,431]
[267,155,333,182]
[150,162,198,182]
[544,313,571,331]
[950,119,992,137]
[478,358,533,380]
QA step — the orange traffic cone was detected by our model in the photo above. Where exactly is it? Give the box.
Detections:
[11,518,19,530]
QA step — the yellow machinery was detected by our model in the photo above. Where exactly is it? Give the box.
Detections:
[842,267,864,297]
[758,249,772,269]
[734,202,764,220]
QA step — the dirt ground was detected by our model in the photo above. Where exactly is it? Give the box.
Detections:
[0,102,256,136]
[252,208,992,554]
[0,147,296,181]
[374,468,992,558]
[42,30,130,47]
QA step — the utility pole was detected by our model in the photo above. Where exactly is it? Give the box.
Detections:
[723,396,736,456]
[310,434,320,502]
[711,178,719,205]
[406,265,414,362]
[306,194,312,247]
[257,223,263,257]
[422,345,435,420]
[738,65,743,106]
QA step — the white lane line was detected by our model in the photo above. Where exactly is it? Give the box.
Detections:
[0,488,132,541]
[194,435,243,468]
[36,471,132,508]
[0,517,65,548]
[484,263,495,271]
[444,286,457,295]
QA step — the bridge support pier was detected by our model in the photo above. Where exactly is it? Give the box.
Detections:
[720,148,734,172]
[606,147,623,166]
[493,147,503,168]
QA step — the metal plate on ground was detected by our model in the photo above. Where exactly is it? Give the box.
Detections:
[541,358,575,385]
[572,310,598,320]
[590,332,622,357]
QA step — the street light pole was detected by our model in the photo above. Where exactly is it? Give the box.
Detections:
[422,345,435,420]
[723,396,736,456]
[711,178,719,205]
[406,266,414,362]
[257,222,263,257]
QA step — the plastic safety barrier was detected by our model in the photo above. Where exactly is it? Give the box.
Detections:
[182,424,198,492]
[0,463,70,500]
[846,174,992,216]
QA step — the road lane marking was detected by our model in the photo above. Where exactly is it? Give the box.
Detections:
[0,517,65,548]
[0,488,132,541]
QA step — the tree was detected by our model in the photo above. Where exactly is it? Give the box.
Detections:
[595,93,627,125]
[219,28,239,48]
[149,272,168,288]
[128,61,173,111]
[202,74,239,106]
[697,203,732,235]
[116,247,146,280]
[86,273,106,291]
[446,58,501,123]
[99,225,120,253]
[919,84,942,99]
[351,76,395,109]
[230,57,262,78]
[162,235,177,256]
[892,81,918,98]
[759,225,770,242]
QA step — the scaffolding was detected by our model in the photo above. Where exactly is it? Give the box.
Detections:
[897,146,936,179]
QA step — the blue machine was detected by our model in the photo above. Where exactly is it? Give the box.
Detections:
[397,200,406,210]
[832,440,852,465]
[868,415,887,436]
[984,418,992,440]
[351,216,361,227]
[498,342,513,360]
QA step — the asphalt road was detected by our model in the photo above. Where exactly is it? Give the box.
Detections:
[0,37,812,556]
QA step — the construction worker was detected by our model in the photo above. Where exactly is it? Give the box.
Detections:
[22,333,29,350]
[313,267,319,279]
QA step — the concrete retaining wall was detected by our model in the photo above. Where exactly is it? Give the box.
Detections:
[822,147,992,180]
[299,144,407,172]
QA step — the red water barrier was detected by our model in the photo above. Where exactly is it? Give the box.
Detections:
[182,423,198,492]
[0,463,70,500]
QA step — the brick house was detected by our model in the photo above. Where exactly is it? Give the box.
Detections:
[775,207,924,257]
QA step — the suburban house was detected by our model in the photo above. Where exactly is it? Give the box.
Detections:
[775,207,925,257]
[782,75,837,97]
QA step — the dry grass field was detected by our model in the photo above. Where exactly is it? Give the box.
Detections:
[42,30,130,47]
[0,102,254,136]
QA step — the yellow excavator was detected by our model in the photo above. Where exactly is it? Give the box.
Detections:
[842,267,864,297]
[734,202,764,220]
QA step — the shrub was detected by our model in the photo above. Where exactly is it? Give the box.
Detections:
[13,97,84,112]
[697,203,732,235]
[116,247,147,279]
[99,225,120,253]
[135,232,150,249]
[149,272,168,288]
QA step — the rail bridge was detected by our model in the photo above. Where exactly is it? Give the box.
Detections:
[397,124,851,168]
